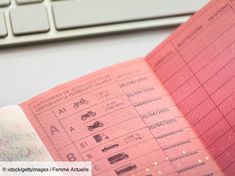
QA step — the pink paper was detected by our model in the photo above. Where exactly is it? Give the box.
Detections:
[21,0,234,175]
[146,0,235,175]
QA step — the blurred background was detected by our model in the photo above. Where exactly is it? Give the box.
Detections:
[0,0,208,107]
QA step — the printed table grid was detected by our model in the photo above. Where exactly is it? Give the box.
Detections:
[146,0,235,174]
[20,0,234,175]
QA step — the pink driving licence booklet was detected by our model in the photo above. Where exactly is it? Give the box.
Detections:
[20,0,235,175]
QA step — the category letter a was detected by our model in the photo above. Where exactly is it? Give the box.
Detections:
[50,125,60,135]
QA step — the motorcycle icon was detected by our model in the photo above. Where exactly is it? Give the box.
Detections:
[87,121,104,131]
[81,111,96,121]
[73,98,89,108]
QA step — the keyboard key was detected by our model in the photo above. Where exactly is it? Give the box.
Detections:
[0,12,7,38]
[16,0,43,5]
[52,0,208,30]
[0,0,10,7]
[10,5,50,36]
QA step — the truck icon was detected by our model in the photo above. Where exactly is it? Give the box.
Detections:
[115,163,137,176]
[107,152,129,165]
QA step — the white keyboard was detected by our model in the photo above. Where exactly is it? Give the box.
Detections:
[0,0,209,47]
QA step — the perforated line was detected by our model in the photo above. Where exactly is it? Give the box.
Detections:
[163,140,191,151]
[170,151,198,162]
[155,129,184,140]
[177,162,206,173]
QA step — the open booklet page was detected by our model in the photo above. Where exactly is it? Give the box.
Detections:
[21,59,222,176]
[146,0,235,175]
[0,105,52,161]
[17,0,234,175]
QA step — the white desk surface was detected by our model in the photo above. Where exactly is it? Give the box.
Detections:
[0,28,174,107]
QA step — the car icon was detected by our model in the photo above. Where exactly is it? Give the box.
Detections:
[102,144,119,152]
